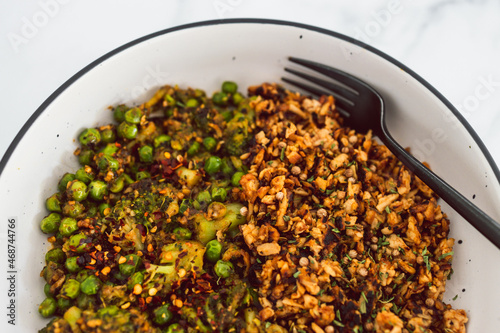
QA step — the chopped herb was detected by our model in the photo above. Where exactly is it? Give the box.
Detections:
[288,239,297,244]
[283,215,291,222]
[307,175,315,183]
[452,294,458,301]
[280,147,285,161]
[359,294,367,314]
[379,296,394,304]
[332,228,340,233]
[336,309,342,321]
[438,251,454,260]
[385,206,391,214]
[389,188,398,194]
[333,320,344,327]
[293,271,301,278]
[265,322,271,329]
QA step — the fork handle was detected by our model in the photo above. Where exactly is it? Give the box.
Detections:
[381,132,500,250]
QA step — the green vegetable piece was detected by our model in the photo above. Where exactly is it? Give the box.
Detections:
[113,105,128,122]
[153,134,171,147]
[59,217,78,237]
[39,297,57,318]
[212,92,228,106]
[222,81,238,94]
[194,203,247,244]
[98,305,119,317]
[153,304,173,325]
[205,240,222,263]
[57,297,72,312]
[45,248,65,264]
[138,145,154,163]
[78,149,94,166]
[40,213,61,234]
[214,260,234,278]
[117,121,138,139]
[186,98,199,108]
[67,180,88,202]
[88,180,108,201]
[204,156,222,175]
[165,323,185,333]
[127,271,144,291]
[179,199,190,214]
[211,187,227,202]
[97,154,120,171]
[124,107,143,124]
[220,157,234,176]
[177,167,202,188]
[60,279,81,299]
[99,143,119,156]
[80,275,101,295]
[232,92,244,105]
[44,283,52,297]
[78,128,101,146]
[65,256,81,273]
[202,137,217,152]
[75,167,94,184]
[221,110,233,122]
[196,190,212,204]
[173,227,192,240]
[58,173,76,192]
[67,233,91,253]
[45,194,61,212]
[63,306,82,332]
[119,254,141,276]
[76,293,97,310]
[187,141,200,157]
[62,201,84,218]
[136,171,150,180]
[100,128,116,143]
[231,171,245,187]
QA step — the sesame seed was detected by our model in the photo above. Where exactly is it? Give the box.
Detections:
[325,325,335,333]
[291,166,301,175]
[240,206,248,216]
[178,269,187,278]
[133,284,142,295]
[299,257,309,267]
[121,302,131,309]
[349,249,358,259]
[317,208,327,218]
[118,256,127,264]
[149,288,158,296]
[275,192,284,201]
[101,267,111,275]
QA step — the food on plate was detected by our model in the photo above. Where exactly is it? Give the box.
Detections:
[38,81,468,332]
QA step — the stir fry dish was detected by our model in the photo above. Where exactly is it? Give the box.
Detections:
[38,81,468,333]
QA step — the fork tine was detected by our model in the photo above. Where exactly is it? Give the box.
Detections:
[284,67,358,102]
[288,57,367,94]
[281,76,351,117]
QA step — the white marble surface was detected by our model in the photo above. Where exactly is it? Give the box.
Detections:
[1,0,499,168]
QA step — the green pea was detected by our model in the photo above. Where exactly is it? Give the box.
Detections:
[45,193,61,212]
[101,128,116,143]
[119,254,141,276]
[231,171,245,187]
[125,107,143,124]
[44,283,52,297]
[67,180,88,202]
[97,155,120,171]
[78,149,94,166]
[220,157,234,176]
[136,171,150,180]
[173,227,192,240]
[98,203,111,216]
[232,92,244,105]
[211,187,227,202]
[57,297,72,312]
[110,177,125,193]
[222,81,238,94]
[75,270,90,283]
[139,145,154,163]
[127,271,144,291]
[58,173,76,192]
[39,297,57,318]
[185,98,199,108]
[99,143,119,156]
[98,305,119,317]
[165,94,176,106]
[221,110,233,122]
[154,134,171,148]
[187,141,200,157]
[62,201,85,218]
[88,180,108,201]
[214,260,234,278]
[75,167,94,184]
[205,240,222,263]
[117,121,138,140]
[65,256,81,273]
[59,217,78,237]
[196,191,212,204]
[212,92,228,106]
[165,323,185,333]
[78,128,101,146]
[203,137,217,152]
[46,248,65,264]
[153,304,172,325]
[68,233,91,253]
[86,205,98,218]
[40,213,61,234]
[204,156,222,175]
[113,105,128,122]
[80,275,101,295]
[60,279,80,299]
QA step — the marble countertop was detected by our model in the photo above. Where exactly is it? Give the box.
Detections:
[1,0,499,168]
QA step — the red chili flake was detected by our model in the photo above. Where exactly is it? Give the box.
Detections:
[85,266,96,270]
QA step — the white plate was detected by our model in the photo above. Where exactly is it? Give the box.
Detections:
[1,19,499,332]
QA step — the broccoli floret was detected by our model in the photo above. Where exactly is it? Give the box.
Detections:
[193,203,247,244]
[224,109,255,156]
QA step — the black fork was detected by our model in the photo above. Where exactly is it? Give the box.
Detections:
[283,56,500,250]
